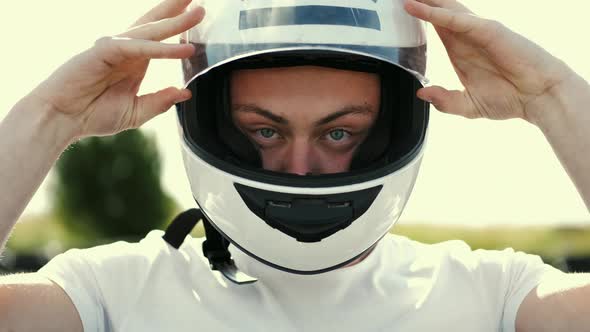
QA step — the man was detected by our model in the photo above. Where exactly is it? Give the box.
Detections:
[0,0,589,331]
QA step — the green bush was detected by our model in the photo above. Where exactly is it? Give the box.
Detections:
[52,130,177,243]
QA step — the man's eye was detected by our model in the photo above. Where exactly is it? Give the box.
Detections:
[327,129,350,141]
[258,128,276,139]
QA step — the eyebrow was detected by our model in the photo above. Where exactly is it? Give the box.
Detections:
[232,104,375,126]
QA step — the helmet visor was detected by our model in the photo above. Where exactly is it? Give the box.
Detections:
[177,0,429,188]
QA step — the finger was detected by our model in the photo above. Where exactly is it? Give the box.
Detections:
[405,0,498,48]
[94,37,195,67]
[130,87,192,128]
[131,0,192,28]
[417,86,480,119]
[415,0,473,14]
[404,0,480,34]
[121,6,205,42]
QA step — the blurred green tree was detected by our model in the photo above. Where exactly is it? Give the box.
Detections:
[52,129,177,243]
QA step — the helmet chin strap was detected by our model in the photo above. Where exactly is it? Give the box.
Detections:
[162,209,258,285]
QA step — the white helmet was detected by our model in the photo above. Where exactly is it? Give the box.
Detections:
[166,0,429,282]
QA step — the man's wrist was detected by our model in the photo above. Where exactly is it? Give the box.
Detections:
[11,95,80,152]
[528,72,590,134]
[525,72,590,210]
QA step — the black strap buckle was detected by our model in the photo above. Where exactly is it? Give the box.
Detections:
[163,208,257,285]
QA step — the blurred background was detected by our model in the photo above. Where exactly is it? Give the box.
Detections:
[0,0,589,274]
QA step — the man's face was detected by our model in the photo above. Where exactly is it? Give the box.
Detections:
[231,66,381,175]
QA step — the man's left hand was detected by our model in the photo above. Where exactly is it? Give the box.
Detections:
[404,0,578,125]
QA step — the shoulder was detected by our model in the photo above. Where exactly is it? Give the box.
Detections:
[46,230,206,269]
[383,232,473,262]
[38,230,213,303]
[383,233,551,276]
[37,230,211,331]
[37,230,187,288]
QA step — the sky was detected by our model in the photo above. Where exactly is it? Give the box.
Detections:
[0,0,588,227]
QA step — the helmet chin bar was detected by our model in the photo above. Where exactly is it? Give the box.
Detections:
[162,205,382,283]
[235,183,382,243]
[163,209,258,285]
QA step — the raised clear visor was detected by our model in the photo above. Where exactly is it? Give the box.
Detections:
[181,43,427,86]
[181,0,428,83]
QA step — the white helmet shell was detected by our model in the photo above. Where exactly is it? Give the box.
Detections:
[176,0,429,274]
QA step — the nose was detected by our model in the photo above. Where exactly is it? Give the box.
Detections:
[282,140,317,176]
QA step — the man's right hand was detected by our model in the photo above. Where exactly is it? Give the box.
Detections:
[0,2,205,331]
[28,0,204,141]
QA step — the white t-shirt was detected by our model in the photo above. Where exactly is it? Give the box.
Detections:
[38,230,560,332]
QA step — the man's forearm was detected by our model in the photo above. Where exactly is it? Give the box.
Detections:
[0,96,76,252]
[532,73,590,210]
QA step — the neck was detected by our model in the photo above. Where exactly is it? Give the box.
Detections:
[341,244,377,269]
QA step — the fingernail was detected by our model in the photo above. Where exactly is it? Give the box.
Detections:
[193,6,206,16]
[175,89,192,103]
[417,93,432,103]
